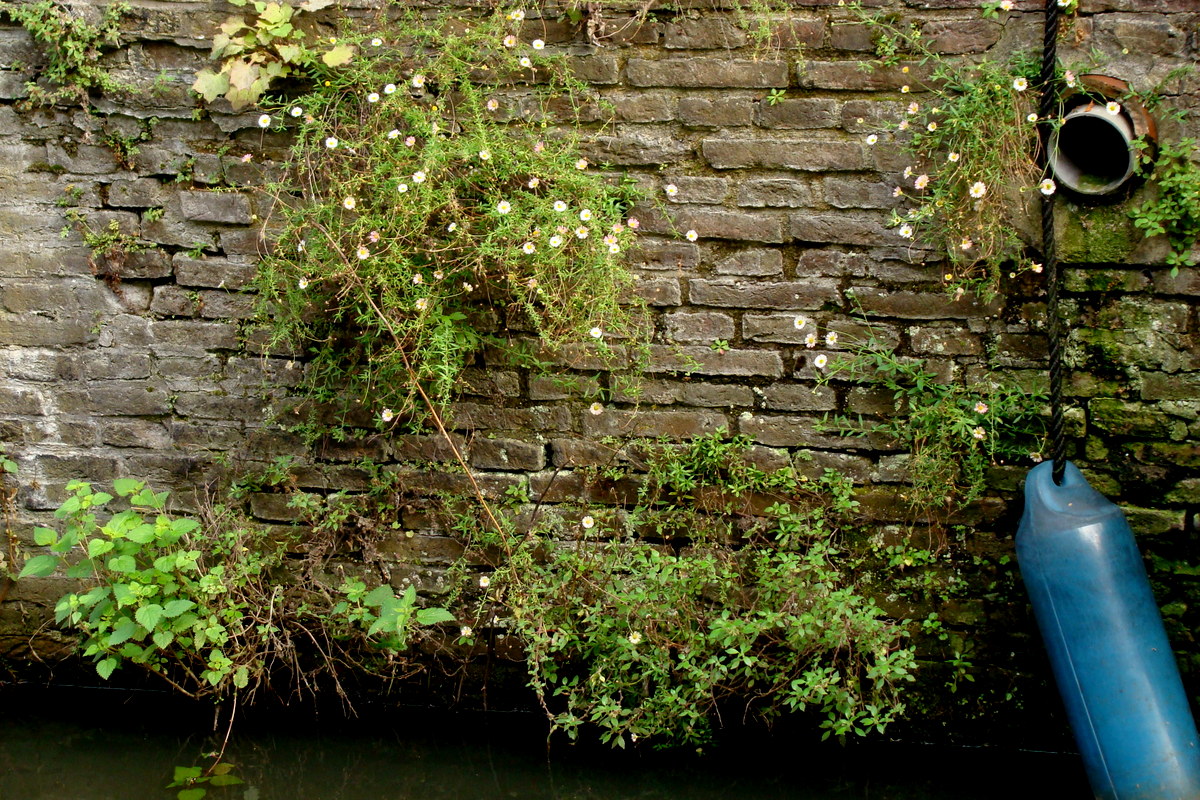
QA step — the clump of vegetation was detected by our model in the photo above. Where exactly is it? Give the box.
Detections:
[1131,137,1200,275]
[0,0,132,105]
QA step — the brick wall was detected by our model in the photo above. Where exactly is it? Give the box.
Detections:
[1,0,1198,740]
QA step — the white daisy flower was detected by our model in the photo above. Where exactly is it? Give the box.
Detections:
[814,354,828,369]
[825,331,838,346]
[384,83,396,94]
[413,171,426,183]
[487,98,499,111]
[899,223,914,239]
[553,200,568,212]
[579,208,593,221]
[664,183,678,197]
[522,241,535,254]
[948,152,960,162]
[628,631,642,645]
[549,235,564,247]
[325,136,339,149]
[1039,178,1056,196]
[974,401,989,414]
[415,297,429,311]
[257,114,271,128]
[866,134,879,145]
[804,332,817,348]
[508,9,525,21]
[343,196,357,210]
[1012,77,1028,92]
[497,200,511,214]
[914,174,930,190]
[479,149,491,161]
[289,106,303,117]
[685,229,698,242]
[367,92,380,103]
[589,401,603,415]
[575,226,589,239]
[479,575,491,588]
[589,326,603,339]
[388,129,401,139]
[581,515,596,528]
[575,158,588,170]
[972,426,986,440]
[357,245,370,259]
[397,183,408,193]
[969,181,987,198]
[1105,101,1121,115]
[381,408,394,422]
[412,74,426,88]
[298,277,309,289]
[370,37,383,46]
[519,56,532,68]
[503,34,517,48]
[793,315,808,331]
[405,136,416,147]
[527,177,540,189]
[532,39,545,50]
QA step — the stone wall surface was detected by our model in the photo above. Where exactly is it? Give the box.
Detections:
[0,0,1198,742]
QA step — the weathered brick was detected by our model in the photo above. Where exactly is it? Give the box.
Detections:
[790,211,894,246]
[107,178,171,209]
[702,138,865,171]
[762,383,837,412]
[662,176,730,204]
[920,19,1002,53]
[737,414,855,448]
[850,287,1002,319]
[1091,399,1179,438]
[178,191,253,224]
[799,61,933,91]
[909,325,984,355]
[0,314,90,347]
[691,278,839,310]
[715,248,784,276]
[679,383,756,408]
[150,320,240,351]
[823,178,901,210]
[551,438,623,468]
[743,312,820,343]
[755,98,839,129]
[0,386,45,415]
[608,92,675,123]
[528,374,601,401]
[583,409,728,439]
[663,19,748,49]
[1106,14,1186,56]
[663,209,786,243]
[586,130,692,166]
[173,255,257,289]
[645,345,784,378]
[627,58,788,89]
[1,350,80,382]
[736,178,817,208]
[449,402,575,432]
[628,239,700,271]
[678,95,756,127]
[85,381,172,416]
[664,311,736,343]
[101,419,172,449]
[87,351,152,380]
[471,438,547,471]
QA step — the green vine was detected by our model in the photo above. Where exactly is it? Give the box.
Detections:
[1131,137,1200,276]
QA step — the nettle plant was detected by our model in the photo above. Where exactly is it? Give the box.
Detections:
[848,2,1063,298]
[251,6,643,430]
[455,435,918,749]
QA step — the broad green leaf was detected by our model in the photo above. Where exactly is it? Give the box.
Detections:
[96,657,119,680]
[112,583,137,608]
[33,527,57,546]
[153,629,174,649]
[321,44,354,67]
[163,599,196,618]
[276,42,302,63]
[113,478,141,497]
[209,774,244,787]
[135,603,165,631]
[416,607,457,626]
[108,618,138,646]
[172,766,203,784]
[91,492,113,506]
[172,518,200,536]
[177,788,207,800]
[18,554,59,578]
[233,665,249,689]
[87,538,114,559]
[126,523,156,543]
[364,585,395,608]
[107,554,136,573]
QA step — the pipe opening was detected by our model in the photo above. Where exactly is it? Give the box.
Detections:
[1049,106,1136,196]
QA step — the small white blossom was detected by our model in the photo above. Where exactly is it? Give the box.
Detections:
[460,625,472,637]
[1105,101,1121,115]
[497,200,511,214]
[479,149,491,161]
[405,136,416,147]
[503,35,517,48]
[371,37,383,47]
[589,402,603,415]
[325,136,339,149]
[413,170,426,183]
[479,575,491,588]
[914,174,930,190]
[487,98,499,111]
[519,56,532,68]
[527,177,540,189]
[972,426,986,440]
[825,331,838,346]
[579,208,593,221]
[532,39,545,50]
[290,106,303,117]
[575,226,589,239]
[522,241,536,254]
[1000,0,1013,9]
[581,515,596,528]
[927,121,938,132]
[907,101,919,114]
[898,119,910,131]
[814,354,829,369]
[589,326,603,339]
[549,234,564,248]
[575,159,588,170]
[257,114,271,128]
[685,229,698,242]
[388,129,401,139]
[343,196,357,210]
[628,631,643,645]
[384,83,396,95]
[969,181,987,198]
[899,223,914,239]
[381,408,394,422]
[664,183,678,197]
[356,245,370,259]
[627,217,640,229]
[793,315,808,331]
[553,200,568,212]
[1027,113,1039,123]
[367,92,380,103]
[1039,178,1057,196]
[397,183,408,193]
[412,74,426,88]
[508,9,525,21]
[415,297,429,311]
[866,134,879,145]
[412,274,424,285]
[1012,77,1029,92]
[948,152,960,163]
[901,84,911,93]
[804,332,817,348]
[974,401,989,414]
[298,277,309,289]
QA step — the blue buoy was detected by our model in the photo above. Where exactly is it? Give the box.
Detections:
[1017,460,1200,799]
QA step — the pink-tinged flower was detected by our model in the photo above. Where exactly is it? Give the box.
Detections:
[948,152,960,162]
[960,237,973,250]
[972,426,986,440]
[892,186,903,198]
[575,159,588,170]
[907,101,919,114]
[903,166,914,178]
[627,217,640,229]
[240,153,253,163]
[412,274,423,285]
[405,136,416,147]
[412,74,426,88]
[487,98,499,111]
[1064,70,1077,88]
[534,140,545,153]
[415,297,429,311]
[974,401,989,414]
[588,402,603,416]
[527,177,540,188]
[898,119,910,131]
[969,181,987,198]
[1000,0,1013,10]
[1039,178,1056,196]
[368,230,380,243]
[503,34,517,48]
[914,174,930,189]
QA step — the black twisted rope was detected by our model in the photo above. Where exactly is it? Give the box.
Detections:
[1037,0,1066,485]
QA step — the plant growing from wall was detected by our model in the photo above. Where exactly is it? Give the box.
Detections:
[815,319,1047,515]
[1131,137,1200,275]
[449,434,917,749]
[21,479,454,700]
[0,0,132,106]
[251,6,643,432]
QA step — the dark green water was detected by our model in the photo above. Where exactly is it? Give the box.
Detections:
[0,685,1090,800]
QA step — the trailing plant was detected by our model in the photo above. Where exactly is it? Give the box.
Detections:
[815,319,1046,515]
[21,479,454,700]
[251,6,643,431]
[0,0,132,106]
[1131,137,1200,275]
[452,434,917,749]
[843,2,1056,298]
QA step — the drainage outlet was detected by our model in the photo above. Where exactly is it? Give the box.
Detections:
[1048,74,1157,198]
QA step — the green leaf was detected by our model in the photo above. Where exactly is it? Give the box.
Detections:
[126,523,156,544]
[276,42,302,63]
[172,765,203,784]
[163,599,196,618]
[209,774,244,787]
[416,607,457,626]
[363,585,395,608]
[113,478,142,497]
[153,629,175,649]
[108,618,138,646]
[233,665,249,689]
[18,554,59,578]
[96,657,119,680]
[135,603,165,631]
[321,43,354,67]
[33,527,58,546]
[107,554,136,573]
[177,788,207,800]
[87,538,115,559]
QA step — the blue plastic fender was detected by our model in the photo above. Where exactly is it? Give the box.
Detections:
[1017,460,1200,799]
